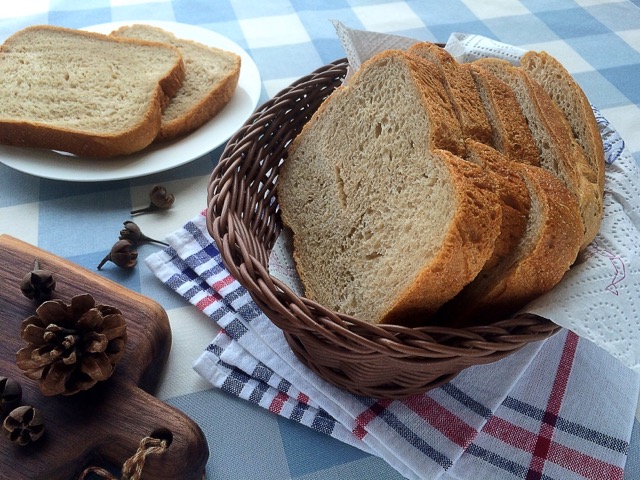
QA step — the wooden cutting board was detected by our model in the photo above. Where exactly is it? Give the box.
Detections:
[0,235,208,479]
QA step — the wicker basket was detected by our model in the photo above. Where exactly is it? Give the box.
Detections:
[206,58,561,399]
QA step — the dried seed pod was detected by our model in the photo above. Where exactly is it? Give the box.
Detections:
[0,377,22,415]
[130,185,175,215]
[149,185,175,209]
[3,406,44,446]
[97,239,138,270]
[16,293,127,396]
[119,221,169,247]
[20,259,56,302]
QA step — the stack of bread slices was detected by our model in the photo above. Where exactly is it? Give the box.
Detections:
[277,44,604,327]
[0,24,240,157]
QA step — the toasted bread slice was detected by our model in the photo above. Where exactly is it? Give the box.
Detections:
[112,24,241,141]
[0,25,185,157]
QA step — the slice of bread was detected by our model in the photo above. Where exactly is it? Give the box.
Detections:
[408,42,493,147]
[520,50,604,244]
[467,63,539,166]
[111,24,241,141]
[438,142,583,324]
[462,140,531,272]
[0,25,185,157]
[473,58,598,250]
[278,50,501,325]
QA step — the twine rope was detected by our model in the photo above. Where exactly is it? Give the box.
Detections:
[78,436,168,480]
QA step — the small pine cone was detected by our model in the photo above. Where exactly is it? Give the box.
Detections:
[16,294,127,396]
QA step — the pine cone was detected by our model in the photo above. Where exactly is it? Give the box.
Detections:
[16,294,127,396]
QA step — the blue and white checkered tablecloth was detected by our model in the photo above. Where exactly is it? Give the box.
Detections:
[1,1,640,479]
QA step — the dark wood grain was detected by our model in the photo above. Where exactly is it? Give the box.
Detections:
[0,235,208,479]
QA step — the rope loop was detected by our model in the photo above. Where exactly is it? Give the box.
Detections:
[78,435,168,480]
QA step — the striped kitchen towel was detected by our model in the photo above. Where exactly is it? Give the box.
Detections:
[146,212,639,479]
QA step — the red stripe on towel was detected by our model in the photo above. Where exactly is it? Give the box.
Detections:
[525,331,579,480]
[353,400,393,440]
[404,395,477,448]
[269,391,289,414]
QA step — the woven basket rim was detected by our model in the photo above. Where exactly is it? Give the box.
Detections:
[206,57,561,398]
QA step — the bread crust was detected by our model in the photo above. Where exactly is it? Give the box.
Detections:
[526,76,601,250]
[157,66,239,140]
[0,25,186,157]
[462,140,531,270]
[438,159,582,325]
[467,163,582,321]
[402,53,466,156]
[473,58,598,250]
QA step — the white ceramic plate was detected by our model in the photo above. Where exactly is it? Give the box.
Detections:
[0,20,261,182]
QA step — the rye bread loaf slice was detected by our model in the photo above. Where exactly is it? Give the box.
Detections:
[278,50,501,326]
[473,57,599,250]
[438,142,583,324]
[408,42,493,147]
[520,50,604,243]
[467,63,540,166]
[0,25,185,157]
[111,24,241,141]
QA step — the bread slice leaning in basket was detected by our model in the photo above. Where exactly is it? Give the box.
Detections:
[467,63,540,167]
[436,140,583,324]
[520,50,605,246]
[473,58,601,250]
[111,24,241,141]
[0,25,185,157]
[408,41,493,146]
[460,140,531,272]
[277,50,502,326]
